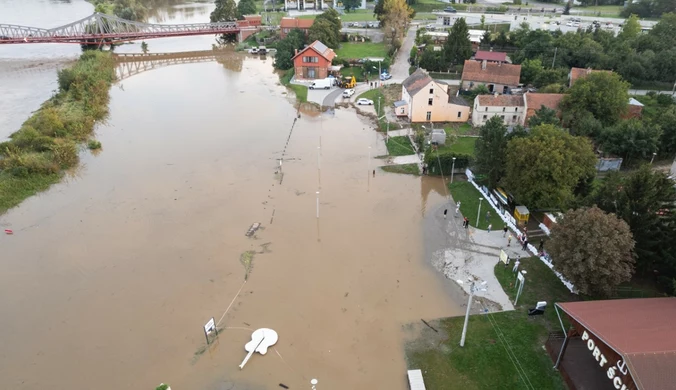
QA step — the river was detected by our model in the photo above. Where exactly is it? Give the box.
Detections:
[0,1,463,389]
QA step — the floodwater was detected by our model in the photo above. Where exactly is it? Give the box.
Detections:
[0,1,463,389]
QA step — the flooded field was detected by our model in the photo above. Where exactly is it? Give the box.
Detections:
[0,1,464,389]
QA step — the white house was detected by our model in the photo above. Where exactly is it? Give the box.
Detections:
[472,94,525,127]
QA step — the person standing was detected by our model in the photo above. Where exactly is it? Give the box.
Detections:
[443,209,448,219]
[512,256,521,273]
[455,201,461,217]
[485,210,491,223]
[507,234,512,246]
[465,218,470,229]
[503,225,508,237]
[522,237,529,251]
[487,224,492,233]
[538,239,544,254]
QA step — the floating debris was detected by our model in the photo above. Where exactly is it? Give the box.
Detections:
[245,223,261,237]
[240,251,255,280]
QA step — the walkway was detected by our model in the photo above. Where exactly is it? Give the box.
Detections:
[389,25,416,82]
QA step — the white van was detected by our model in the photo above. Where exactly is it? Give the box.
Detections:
[309,78,332,90]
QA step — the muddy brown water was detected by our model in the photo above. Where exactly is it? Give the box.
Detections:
[0,2,464,389]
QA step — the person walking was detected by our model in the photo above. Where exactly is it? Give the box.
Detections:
[503,225,508,237]
[522,237,529,251]
[443,209,448,219]
[455,201,461,217]
[487,224,492,233]
[485,210,491,223]
[507,234,512,246]
[538,239,544,254]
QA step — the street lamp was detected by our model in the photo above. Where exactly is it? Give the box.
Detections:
[457,279,487,347]
[316,191,320,219]
[650,152,657,164]
[476,197,483,229]
[451,157,457,184]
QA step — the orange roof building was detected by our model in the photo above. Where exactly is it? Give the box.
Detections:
[461,60,521,94]
[280,17,314,38]
[292,40,335,80]
[524,93,564,125]
[568,67,611,87]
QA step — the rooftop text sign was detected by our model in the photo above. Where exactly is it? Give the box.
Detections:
[581,330,634,390]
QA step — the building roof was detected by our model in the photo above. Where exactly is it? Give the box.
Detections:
[628,97,644,106]
[292,40,336,62]
[393,100,407,107]
[403,68,433,96]
[475,50,507,62]
[557,298,676,390]
[525,93,564,111]
[280,17,314,29]
[569,67,610,86]
[461,60,521,86]
[477,94,524,107]
[449,95,469,106]
[244,15,262,20]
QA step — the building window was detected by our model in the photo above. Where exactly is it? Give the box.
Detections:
[513,115,517,121]
[303,56,318,63]
[457,111,462,118]
[502,107,506,112]
[515,107,518,112]
[429,88,434,94]
[426,111,432,121]
[501,115,505,120]
[428,98,433,106]
[401,108,405,114]
[483,115,487,120]
[485,107,488,112]
[443,17,451,26]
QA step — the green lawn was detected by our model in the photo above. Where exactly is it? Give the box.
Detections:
[280,69,307,103]
[381,163,419,175]
[336,42,388,59]
[447,136,477,155]
[572,5,622,16]
[386,136,416,156]
[413,12,437,20]
[356,89,385,116]
[405,256,573,390]
[340,66,365,81]
[444,123,474,136]
[448,181,506,229]
[298,9,377,22]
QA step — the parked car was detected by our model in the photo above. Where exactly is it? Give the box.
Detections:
[566,21,573,27]
[248,47,259,54]
[572,22,580,28]
[444,7,457,13]
[367,22,378,28]
[357,98,374,105]
[342,89,355,98]
[380,72,392,81]
[258,46,268,55]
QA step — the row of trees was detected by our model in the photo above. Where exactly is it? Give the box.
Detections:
[483,13,676,87]
[412,18,473,72]
[621,0,676,18]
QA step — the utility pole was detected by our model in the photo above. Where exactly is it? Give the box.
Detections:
[451,157,456,183]
[476,197,483,229]
[459,280,487,347]
[551,47,558,69]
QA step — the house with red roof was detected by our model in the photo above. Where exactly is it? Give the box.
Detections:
[292,40,336,80]
[461,59,521,94]
[474,50,509,64]
[279,17,314,39]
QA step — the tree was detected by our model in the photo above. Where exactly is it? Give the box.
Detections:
[381,0,413,42]
[560,71,630,126]
[594,166,676,289]
[504,125,597,209]
[343,0,361,12]
[274,28,307,70]
[374,0,386,20]
[563,1,571,15]
[442,18,472,68]
[548,206,635,297]
[599,119,662,165]
[520,58,543,85]
[619,14,642,40]
[236,0,257,19]
[474,117,509,189]
[211,0,237,22]
[657,105,676,155]
[307,9,341,49]
[528,105,560,127]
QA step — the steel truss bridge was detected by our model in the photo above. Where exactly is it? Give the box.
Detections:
[0,13,246,45]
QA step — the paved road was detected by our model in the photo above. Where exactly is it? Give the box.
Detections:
[629,89,676,96]
[390,26,416,82]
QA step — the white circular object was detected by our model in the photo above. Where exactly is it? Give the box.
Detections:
[311,379,318,385]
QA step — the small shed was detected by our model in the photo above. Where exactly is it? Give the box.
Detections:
[407,369,426,390]
[430,129,446,145]
[514,205,530,226]
[394,100,408,117]
[543,212,560,229]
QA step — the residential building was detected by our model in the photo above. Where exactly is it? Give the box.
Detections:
[243,15,261,27]
[398,68,471,123]
[472,94,525,127]
[474,50,509,64]
[472,92,565,127]
[523,93,565,125]
[279,17,314,39]
[425,28,484,50]
[284,0,365,11]
[624,97,644,119]
[461,60,521,94]
[292,40,336,80]
[568,67,609,87]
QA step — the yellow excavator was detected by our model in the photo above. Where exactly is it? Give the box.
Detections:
[339,76,356,89]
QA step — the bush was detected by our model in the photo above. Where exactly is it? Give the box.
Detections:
[424,150,473,175]
[50,139,79,169]
[87,140,102,150]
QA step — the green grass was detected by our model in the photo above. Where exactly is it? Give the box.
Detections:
[405,256,573,390]
[0,172,61,214]
[280,69,308,103]
[340,66,365,82]
[386,136,415,156]
[336,42,388,60]
[447,136,477,155]
[448,181,506,229]
[572,5,622,15]
[298,9,376,22]
[381,163,419,175]
[356,89,385,116]
[445,123,474,136]
[413,12,437,20]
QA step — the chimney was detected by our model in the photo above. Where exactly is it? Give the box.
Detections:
[295,49,298,56]
[481,60,487,70]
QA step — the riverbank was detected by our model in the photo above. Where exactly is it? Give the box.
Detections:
[0,51,115,215]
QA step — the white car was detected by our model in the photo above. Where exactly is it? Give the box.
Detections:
[566,21,573,27]
[248,47,259,54]
[573,22,580,28]
[342,89,355,98]
[357,98,374,105]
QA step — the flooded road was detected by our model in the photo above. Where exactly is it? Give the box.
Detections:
[0,2,463,389]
